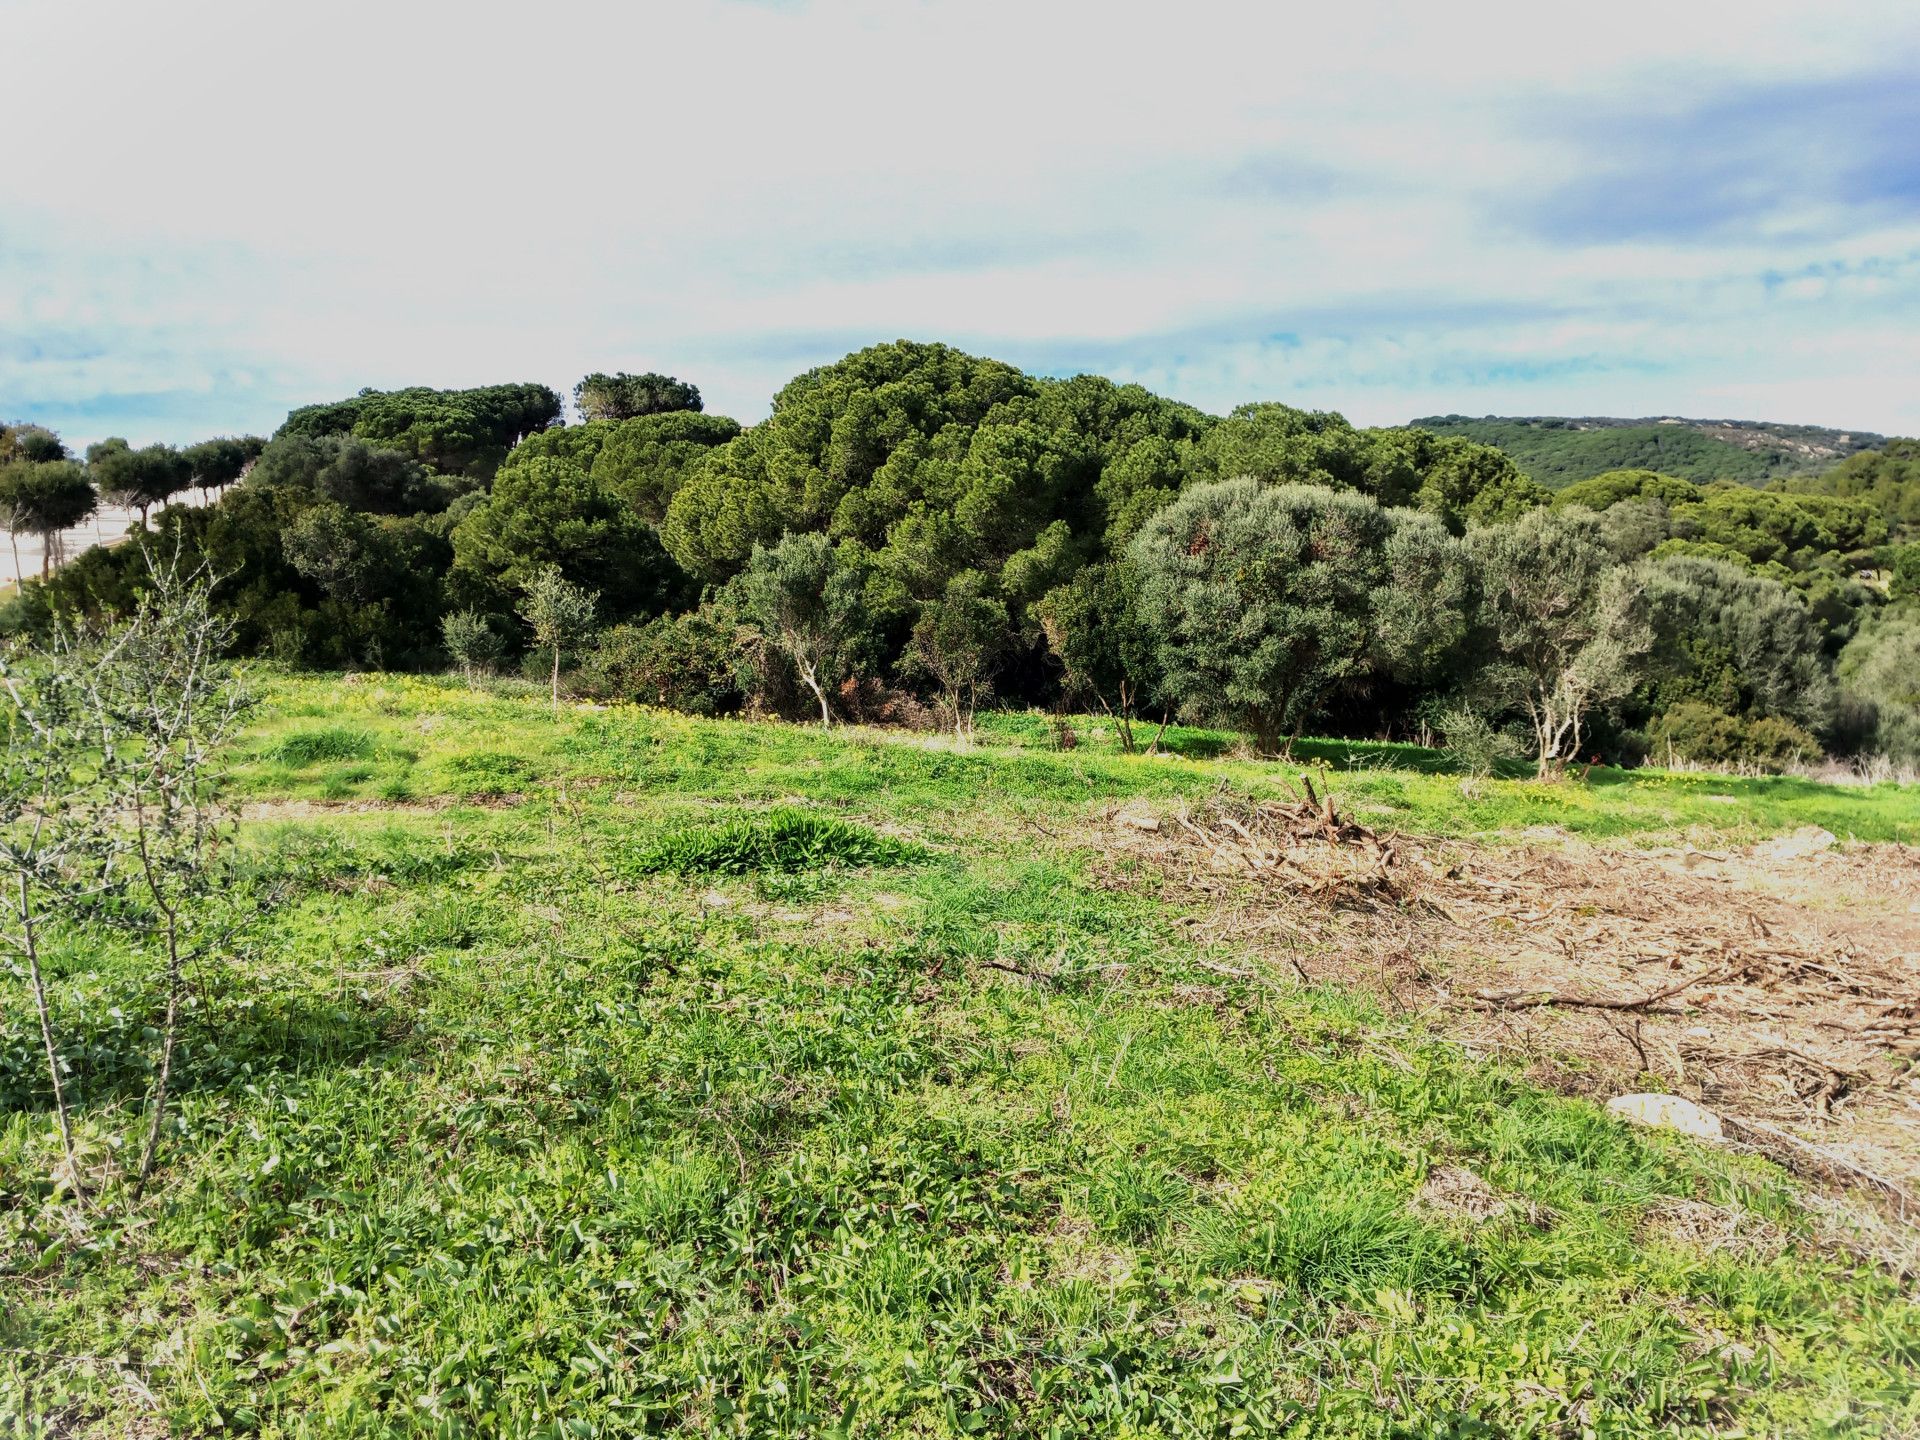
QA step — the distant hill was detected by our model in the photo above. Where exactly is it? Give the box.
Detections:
[1412,414,1885,489]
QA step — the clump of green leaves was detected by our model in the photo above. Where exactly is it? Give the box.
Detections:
[633,807,924,876]
[267,725,375,765]
[440,608,504,685]
[1435,705,1522,779]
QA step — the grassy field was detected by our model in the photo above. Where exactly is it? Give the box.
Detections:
[4,673,1917,1437]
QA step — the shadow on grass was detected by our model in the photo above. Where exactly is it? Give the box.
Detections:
[1,979,415,1116]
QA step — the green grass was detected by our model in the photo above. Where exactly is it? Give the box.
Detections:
[3,671,1917,1437]
[632,807,926,877]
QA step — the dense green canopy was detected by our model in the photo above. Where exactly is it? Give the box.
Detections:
[6,344,1916,772]
[278,383,563,477]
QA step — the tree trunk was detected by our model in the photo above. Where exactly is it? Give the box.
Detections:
[1115,681,1135,754]
[551,645,561,713]
[797,659,831,728]
[136,912,183,1188]
[19,878,82,1201]
[1146,710,1171,756]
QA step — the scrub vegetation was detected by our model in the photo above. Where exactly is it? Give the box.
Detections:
[6,342,1919,781]
[3,670,1917,1437]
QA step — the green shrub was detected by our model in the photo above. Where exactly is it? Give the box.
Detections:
[578,611,742,715]
[1646,701,1820,772]
[267,725,376,765]
[1435,706,1521,778]
[632,807,924,876]
[437,750,535,796]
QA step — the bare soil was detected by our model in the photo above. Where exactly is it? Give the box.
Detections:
[1104,792,1920,1216]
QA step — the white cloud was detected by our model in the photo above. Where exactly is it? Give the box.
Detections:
[4,0,1919,443]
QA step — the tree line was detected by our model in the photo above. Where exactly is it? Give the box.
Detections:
[5,342,1917,776]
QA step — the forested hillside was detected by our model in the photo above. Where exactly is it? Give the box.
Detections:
[1784,438,1920,536]
[1416,414,1883,488]
[4,342,1918,777]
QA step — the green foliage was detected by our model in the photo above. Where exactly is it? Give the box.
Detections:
[1189,404,1546,530]
[1034,562,1161,747]
[578,609,744,714]
[1129,481,1456,747]
[1646,701,1821,772]
[732,532,875,726]
[277,382,562,477]
[1417,415,1879,487]
[591,410,741,521]
[451,454,682,619]
[0,349,1885,765]
[1639,554,1834,732]
[1891,542,1920,602]
[516,565,600,706]
[440,609,504,681]
[662,340,1038,582]
[89,439,191,523]
[1555,468,1703,511]
[1469,508,1654,775]
[631,806,924,875]
[907,569,1009,736]
[182,435,265,494]
[0,422,68,464]
[1373,509,1474,686]
[1837,611,1920,762]
[1435,705,1523,778]
[1673,485,1887,567]
[1786,437,1920,535]
[0,459,95,575]
[247,432,443,514]
[572,370,703,422]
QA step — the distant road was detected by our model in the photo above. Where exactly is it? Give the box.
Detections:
[1,490,214,588]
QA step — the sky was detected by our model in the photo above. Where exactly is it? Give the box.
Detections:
[5,0,1920,447]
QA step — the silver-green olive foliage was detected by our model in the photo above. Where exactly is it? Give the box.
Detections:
[1127,479,1469,748]
[1467,507,1654,776]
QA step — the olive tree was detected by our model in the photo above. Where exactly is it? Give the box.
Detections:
[518,566,600,712]
[66,556,252,1186]
[0,630,109,1196]
[1468,508,1653,778]
[909,570,1008,739]
[1640,553,1835,732]
[1128,480,1435,751]
[732,532,871,727]
[442,610,505,685]
[1034,562,1161,751]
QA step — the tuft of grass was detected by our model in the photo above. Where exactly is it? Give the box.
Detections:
[1195,1182,1472,1298]
[265,724,376,766]
[632,806,926,876]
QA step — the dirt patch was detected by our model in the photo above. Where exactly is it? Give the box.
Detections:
[1639,1196,1786,1260]
[239,794,524,820]
[1103,793,1920,1208]
[1415,1165,1530,1225]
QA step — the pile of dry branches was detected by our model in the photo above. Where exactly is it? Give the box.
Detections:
[1164,774,1401,902]
[1108,781,1920,1212]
